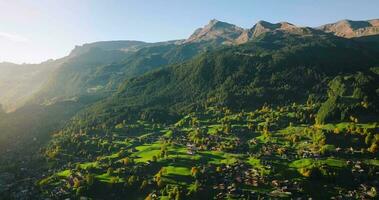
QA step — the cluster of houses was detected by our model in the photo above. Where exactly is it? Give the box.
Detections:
[208,162,266,198]
[205,161,306,199]
[186,143,198,155]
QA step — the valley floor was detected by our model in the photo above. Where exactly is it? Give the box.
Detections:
[30,104,379,199]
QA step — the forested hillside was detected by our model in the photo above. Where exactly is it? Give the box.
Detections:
[67,31,379,128]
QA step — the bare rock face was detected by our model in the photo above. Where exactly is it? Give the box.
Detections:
[185,18,379,45]
[251,20,282,37]
[318,19,379,38]
[184,19,245,44]
[256,21,322,37]
[185,19,319,45]
[238,21,318,42]
[235,30,253,44]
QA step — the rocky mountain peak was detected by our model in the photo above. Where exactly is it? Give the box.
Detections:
[369,19,379,26]
[250,21,306,38]
[184,19,244,44]
[207,19,227,28]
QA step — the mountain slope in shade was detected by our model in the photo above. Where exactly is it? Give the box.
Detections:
[319,19,379,38]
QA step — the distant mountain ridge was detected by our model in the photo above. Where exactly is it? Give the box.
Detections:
[319,19,379,38]
[184,19,312,44]
[68,40,182,57]
[68,40,148,57]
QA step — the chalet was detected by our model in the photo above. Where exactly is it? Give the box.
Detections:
[187,150,194,155]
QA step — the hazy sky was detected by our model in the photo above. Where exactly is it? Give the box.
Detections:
[1,0,378,64]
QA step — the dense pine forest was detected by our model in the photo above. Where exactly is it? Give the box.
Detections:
[0,18,379,199]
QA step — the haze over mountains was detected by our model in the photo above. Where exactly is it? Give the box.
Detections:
[0,60,62,112]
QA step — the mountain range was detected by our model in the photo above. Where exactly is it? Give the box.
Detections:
[1,18,378,112]
[0,20,379,114]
